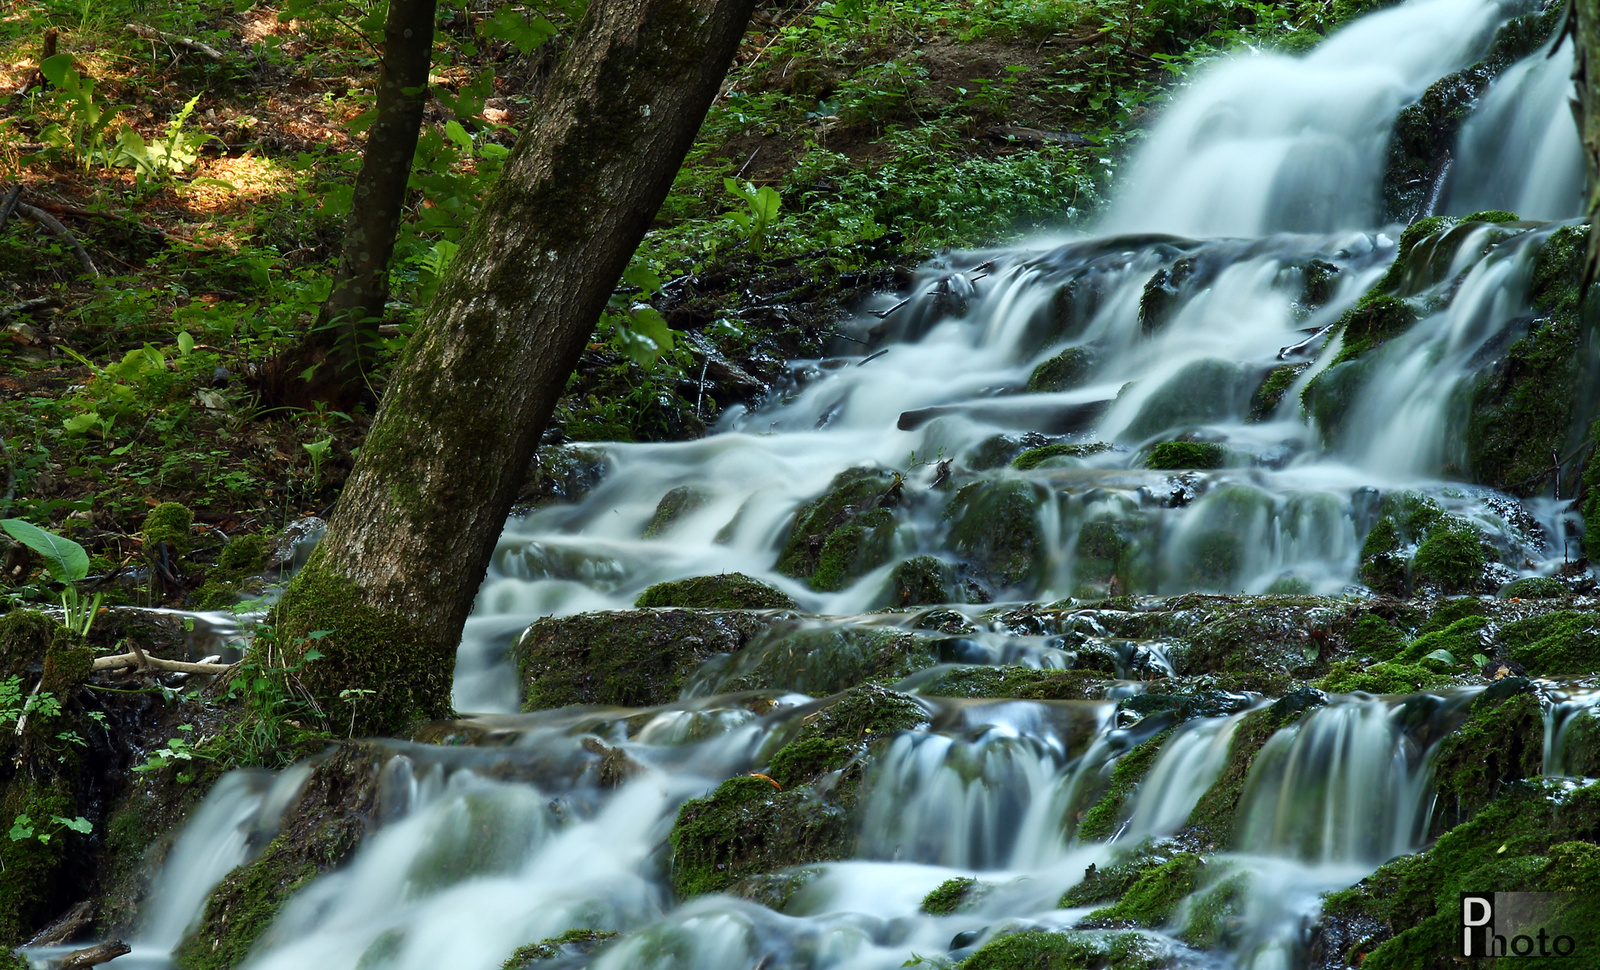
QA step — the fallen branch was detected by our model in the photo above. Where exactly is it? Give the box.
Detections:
[126,23,224,61]
[93,650,236,675]
[57,940,132,970]
[16,203,99,277]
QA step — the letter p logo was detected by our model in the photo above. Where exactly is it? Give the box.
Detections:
[1462,894,1494,957]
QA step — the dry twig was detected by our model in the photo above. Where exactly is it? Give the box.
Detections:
[127,23,225,61]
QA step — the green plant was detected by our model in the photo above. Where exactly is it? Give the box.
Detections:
[0,675,63,729]
[7,812,91,845]
[723,178,781,252]
[302,436,334,486]
[114,94,214,182]
[0,519,102,635]
[134,723,203,780]
[36,53,120,169]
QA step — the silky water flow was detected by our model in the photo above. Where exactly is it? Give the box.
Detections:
[70,0,1596,968]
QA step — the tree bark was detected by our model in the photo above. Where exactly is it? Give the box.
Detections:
[273,0,756,735]
[1578,0,1600,290]
[261,0,437,411]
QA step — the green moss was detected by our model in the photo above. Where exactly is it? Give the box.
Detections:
[1499,576,1567,599]
[1416,596,1486,635]
[1026,347,1094,393]
[776,467,898,584]
[1076,731,1170,841]
[1331,295,1418,366]
[217,534,269,573]
[703,624,940,696]
[768,737,854,789]
[811,508,897,591]
[1358,518,1406,596]
[1185,703,1311,847]
[920,876,977,915]
[502,929,619,968]
[517,609,772,709]
[0,610,59,677]
[1010,442,1108,470]
[1498,610,1600,676]
[1145,441,1226,470]
[0,779,80,947]
[1393,614,1487,665]
[667,775,852,899]
[944,480,1045,590]
[887,556,950,607]
[1247,363,1307,422]
[1429,688,1542,834]
[960,930,1165,970]
[271,549,457,735]
[1316,660,1452,695]
[141,501,194,558]
[634,573,796,610]
[1348,614,1406,659]
[642,486,709,538]
[1086,852,1203,926]
[1463,210,1518,224]
[910,665,1105,700]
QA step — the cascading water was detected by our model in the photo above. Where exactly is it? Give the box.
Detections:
[72,1,1596,969]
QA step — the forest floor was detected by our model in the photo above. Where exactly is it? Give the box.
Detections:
[0,0,1375,606]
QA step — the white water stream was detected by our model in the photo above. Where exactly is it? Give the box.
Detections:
[52,1,1594,968]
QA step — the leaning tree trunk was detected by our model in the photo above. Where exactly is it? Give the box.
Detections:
[273,0,756,735]
[1579,0,1600,288]
[261,0,437,411]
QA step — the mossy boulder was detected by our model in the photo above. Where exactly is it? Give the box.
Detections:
[1357,492,1451,596]
[1411,521,1488,594]
[691,623,940,697]
[886,556,950,607]
[1330,295,1417,366]
[515,609,775,710]
[668,774,853,899]
[641,486,709,539]
[1247,363,1307,422]
[1085,852,1204,926]
[775,468,900,591]
[910,665,1105,700]
[1498,576,1568,600]
[175,744,382,970]
[1347,612,1407,660]
[1145,440,1226,470]
[1428,686,1542,835]
[1185,700,1317,848]
[944,479,1046,591]
[960,929,1167,970]
[501,929,618,969]
[1076,730,1171,841]
[1027,346,1095,393]
[1173,608,1335,677]
[141,502,194,559]
[1120,358,1249,441]
[1497,610,1600,676]
[1316,660,1452,695]
[1011,442,1109,470]
[633,573,796,610]
[921,876,979,915]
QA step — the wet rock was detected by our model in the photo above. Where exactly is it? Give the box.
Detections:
[1246,363,1308,422]
[1025,346,1095,393]
[1428,689,1542,835]
[500,929,619,969]
[1120,358,1251,442]
[1010,441,1111,470]
[775,467,901,591]
[1145,441,1226,470]
[908,666,1106,700]
[641,485,709,538]
[1498,576,1568,600]
[1497,610,1600,676]
[1316,660,1452,695]
[944,479,1048,592]
[886,556,951,607]
[688,622,940,697]
[921,876,981,915]
[516,445,608,510]
[1138,257,1197,335]
[1075,730,1172,841]
[669,774,855,898]
[1170,607,1337,677]
[964,432,1056,470]
[515,610,776,710]
[960,928,1169,970]
[633,573,796,610]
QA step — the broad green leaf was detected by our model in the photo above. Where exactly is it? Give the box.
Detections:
[753,186,781,223]
[477,6,557,54]
[1423,648,1456,666]
[443,120,473,157]
[1472,653,1490,668]
[177,332,195,355]
[0,519,90,583]
[39,53,76,90]
[62,412,100,433]
[54,815,92,834]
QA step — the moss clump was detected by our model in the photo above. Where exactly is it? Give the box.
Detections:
[1185,703,1313,847]
[1026,346,1094,393]
[961,930,1165,970]
[1247,363,1307,422]
[944,479,1045,590]
[1145,441,1226,470]
[1320,780,1600,969]
[702,624,940,696]
[1316,660,1452,695]
[501,929,618,968]
[767,737,854,789]
[1077,731,1171,841]
[141,501,194,558]
[1348,613,1406,660]
[1087,852,1204,926]
[887,556,950,607]
[1393,614,1488,665]
[1011,442,1108,470]
[1499,576,1567,599]
[1463,209,1519,224]
[910,665,1105,700]
[217,534,269,573]
[1358,492,1454,597]
[775,467,899,587]
[271,550,453,736]
[667,775,852,899]
[516,609,773,710]
[642,485,709,539]
[175,745,379,970]
[634,573,796,610]
[1417,595,1487,635]
[1428,687,1541,834]
[1498,610,1600,676]
[1331,296,1417,366]
[920,876,977,915]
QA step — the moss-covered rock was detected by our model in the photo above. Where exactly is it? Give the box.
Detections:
[886,556,950,607]
[1185,700,1315,848]
[693,623,940,696]
[1498,576,1568,600]
[175,744,381,970]
[944,479,1046,591]
[1392,614,1488,666]
[1316,660,1452,695]
[1347,613,1407,660]
[961,929,1166,969]
[641,486,709,539]
[141,502,194,559]
[1330,296,1417,366]
[1497,610,1600,676]
[776,468,900,590]
[920,875,978,915]
[501,929,618,968]
[1085,852,1204,926]
[1428,686,1542,835]
[1247,363,1307,422]
[633,573,795,610]
[668,774,852,899]
[1076,731,1171,841]
[1011,442,1110,470]
[515,609,774,710]
[909,665,1106,700]
[1145,441,1226,470]
[1357,492,1447,597]
[1026,346,1094,393]
[1410,520,1488,593]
